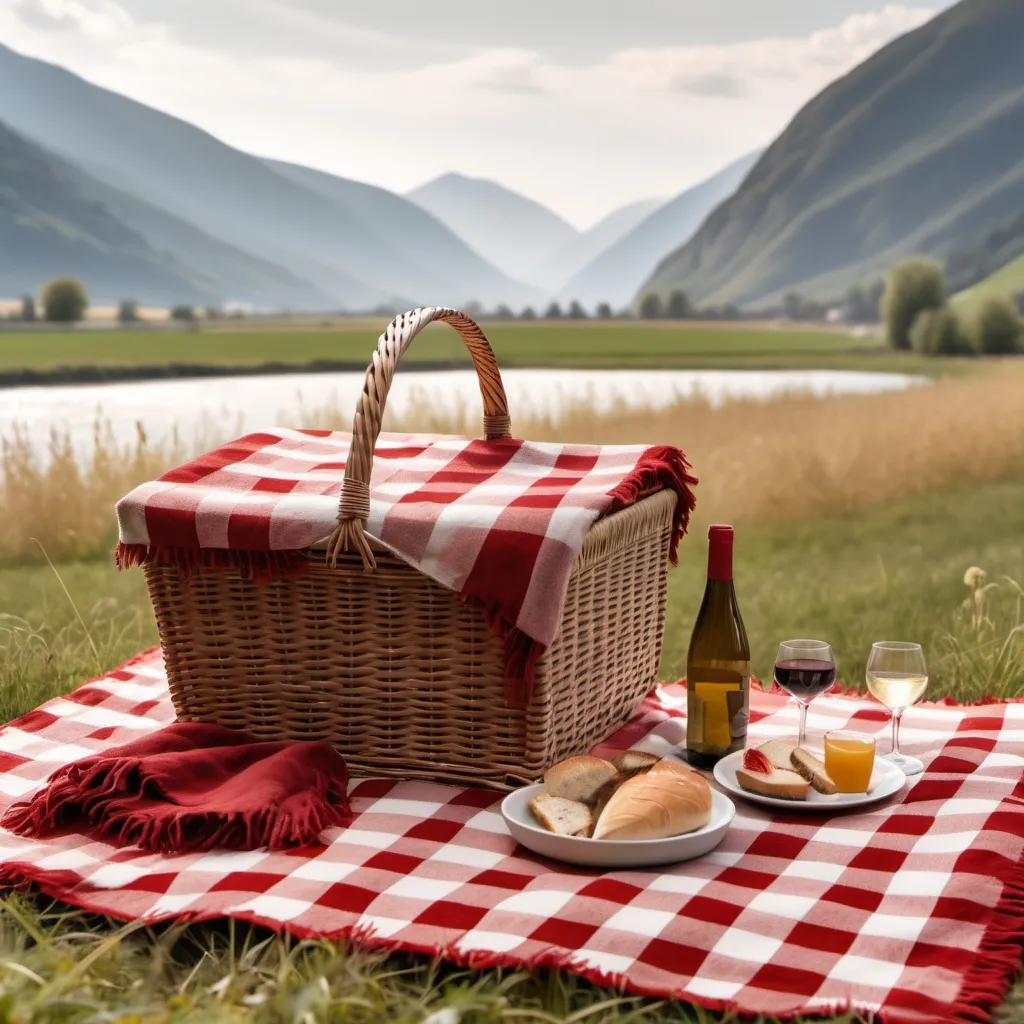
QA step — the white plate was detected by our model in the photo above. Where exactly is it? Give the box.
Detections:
[713,749,906,811]
[500,784,735,868]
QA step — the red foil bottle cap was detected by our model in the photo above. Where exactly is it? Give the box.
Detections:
[707,524,734,580]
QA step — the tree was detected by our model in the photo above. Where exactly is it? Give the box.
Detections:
[520,306,537,320]
[882,259,946,350]
[783,291,804,321]
[909,306,971,356]
[170,304,196,322]
[493,304,514,320]
[41,276,88,322]
[666,289,691,320]
[844,283,881,324]
[567,300,588,319]
[638,293,663,319]
[117,299,140,324]
[19,294,35,322]
[595,302,613,319]
[972,296,1022,355]
[544,301,563,319]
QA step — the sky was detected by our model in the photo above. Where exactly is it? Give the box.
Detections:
[1,0,958,228]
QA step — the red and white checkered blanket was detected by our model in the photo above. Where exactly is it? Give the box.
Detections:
[115,429,696,701]
[2,650,1023,1024]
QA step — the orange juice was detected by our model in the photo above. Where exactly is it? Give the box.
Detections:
[824,731,875,793]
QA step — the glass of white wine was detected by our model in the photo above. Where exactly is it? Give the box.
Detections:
[866,641,928,776]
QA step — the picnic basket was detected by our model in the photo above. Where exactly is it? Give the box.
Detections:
[141,308,679,788]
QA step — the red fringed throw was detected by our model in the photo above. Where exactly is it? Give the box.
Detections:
[1,723,352,853]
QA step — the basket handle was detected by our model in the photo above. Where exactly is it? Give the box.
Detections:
[326,306,512,570]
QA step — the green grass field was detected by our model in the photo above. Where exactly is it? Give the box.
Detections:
[2,477,1023,1020]
[0,319,941,379]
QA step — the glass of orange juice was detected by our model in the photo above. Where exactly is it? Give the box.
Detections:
[824,730,876,794]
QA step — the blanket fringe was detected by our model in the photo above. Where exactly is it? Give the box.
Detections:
[606,444,698,564]
[115,542,309,585]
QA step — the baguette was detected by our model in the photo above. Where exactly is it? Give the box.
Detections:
[593,763,711,840]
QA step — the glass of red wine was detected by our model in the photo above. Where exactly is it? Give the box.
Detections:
[773,639,837,748]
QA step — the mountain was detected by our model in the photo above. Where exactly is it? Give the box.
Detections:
[0,118,217,304]
[560,151,763,309]
[534,198,663,294]
[261,159,543,308]
[0,44,534,311]
[640,0,1024,309]
[407,172,576,286]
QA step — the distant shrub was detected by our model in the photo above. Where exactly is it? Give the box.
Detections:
[544,301,563,319]
[595,302,612,319]
[909,306,971,356]
[170,304,196,322]
[519,306,537,320]
[117,299,140,324]
[41,277,88,323]
[492,304,514,320]
[567,300,588,319]
[204,306,224,320]
[783,291,804,321]
[972,296,1023,355]
[844,282,881,324]
[883,259,946,350]
[638,293,663,319]
[19,294,35,322]
[666,289,691,319]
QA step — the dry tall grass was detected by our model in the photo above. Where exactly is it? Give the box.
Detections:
[3,364,1024,562]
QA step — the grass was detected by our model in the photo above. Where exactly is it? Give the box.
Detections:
[0,319,942,379]
[1,478,1023,1020]
[954,254,1024,315]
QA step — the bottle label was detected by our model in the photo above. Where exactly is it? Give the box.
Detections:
[687,678,750,755]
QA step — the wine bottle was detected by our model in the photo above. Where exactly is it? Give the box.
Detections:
[684,525,751,768]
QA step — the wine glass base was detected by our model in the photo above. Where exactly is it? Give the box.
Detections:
[883,752,924,776]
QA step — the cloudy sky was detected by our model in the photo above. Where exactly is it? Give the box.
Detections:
[2,0,956,227]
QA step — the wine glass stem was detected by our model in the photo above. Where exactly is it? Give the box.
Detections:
[891,708,903,758]
[798,702,808,748]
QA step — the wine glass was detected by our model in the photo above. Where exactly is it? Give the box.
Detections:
[773,640,837,749]
[866,642,928,776]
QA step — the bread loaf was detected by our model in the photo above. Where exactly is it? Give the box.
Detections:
[543,756,619,806]
[593,760,711,840]
[612,750,660,779]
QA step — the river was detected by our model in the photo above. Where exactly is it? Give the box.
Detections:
[1,367,925,460]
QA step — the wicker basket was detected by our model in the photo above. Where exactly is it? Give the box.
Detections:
[146,308,677,788]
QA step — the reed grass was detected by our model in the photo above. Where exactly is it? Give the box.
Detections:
[3,364,1024,563]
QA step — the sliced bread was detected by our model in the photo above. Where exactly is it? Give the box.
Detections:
[612,750,661,779]
[791,748,838,795]
[529,794,593,835]
[735,765,810,801]
[757,739,799,772]
[544,756,620,806]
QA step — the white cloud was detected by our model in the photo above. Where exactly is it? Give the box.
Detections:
[0,2,936,226]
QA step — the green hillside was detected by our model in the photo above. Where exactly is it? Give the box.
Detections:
[0,119,216,304]
[953,254,1024,313]
[641,0,1024,309]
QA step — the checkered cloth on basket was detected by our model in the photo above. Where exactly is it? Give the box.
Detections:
[114,429,696,701]
[1,650,1022,1024]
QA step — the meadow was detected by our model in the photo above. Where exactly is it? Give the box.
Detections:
[2,349,1024,1021]
[0,318,940,380]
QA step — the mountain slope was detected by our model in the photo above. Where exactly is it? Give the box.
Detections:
[534,197,663,294]
[0,119,217,304]
[63,164,337,310]
[0,44,533,310]
[641,0,1024,309]
[262,159,543,308]
[407,172,576,286]
[561,150,763,308]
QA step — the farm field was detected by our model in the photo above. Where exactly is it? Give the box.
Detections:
[0,319,937,380]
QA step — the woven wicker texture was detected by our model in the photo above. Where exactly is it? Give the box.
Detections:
[147,309,676,788]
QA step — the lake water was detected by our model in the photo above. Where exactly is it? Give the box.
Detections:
[2,367,924,461]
